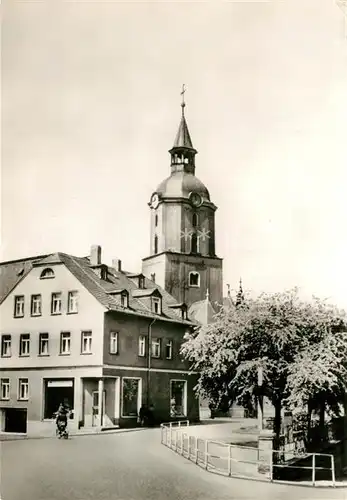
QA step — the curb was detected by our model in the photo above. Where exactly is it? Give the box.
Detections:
[0,426,153,442]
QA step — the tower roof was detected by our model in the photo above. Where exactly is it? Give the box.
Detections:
[170,86,196,152]
[172,113,194,150]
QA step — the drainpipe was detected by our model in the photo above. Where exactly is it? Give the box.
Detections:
[147,317,157,406]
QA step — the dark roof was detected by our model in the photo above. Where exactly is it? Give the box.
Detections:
[0,252,192,326]
[0,254,49,304]
[172,115,195,150]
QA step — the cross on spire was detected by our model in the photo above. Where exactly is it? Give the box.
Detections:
[180,84,186,114]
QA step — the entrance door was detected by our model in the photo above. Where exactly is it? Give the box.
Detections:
[92,390,106,426]
[5,408,27,433]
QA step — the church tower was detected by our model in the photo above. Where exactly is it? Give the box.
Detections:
[142,90,223,308]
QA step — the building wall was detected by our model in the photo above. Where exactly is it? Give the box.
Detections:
[165,253,223,306]
[103,311,191,372]
[163,203,182,252]
[181,204,215,256]
[0,367,101,435]
[0,263,105,369]
[142,254,166,289]
[102,366,199,426]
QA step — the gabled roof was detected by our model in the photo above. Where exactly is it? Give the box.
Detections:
[0,254,49,304]
[32,253,64,266]
[131,288,161,298]
[0,251,192,326]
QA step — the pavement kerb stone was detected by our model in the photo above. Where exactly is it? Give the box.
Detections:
[0,426,151,441]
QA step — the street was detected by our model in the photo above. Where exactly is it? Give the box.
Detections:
[1,428,346,500]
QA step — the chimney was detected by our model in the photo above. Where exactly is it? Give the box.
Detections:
[90,245,102,266]
[112,259,122,272]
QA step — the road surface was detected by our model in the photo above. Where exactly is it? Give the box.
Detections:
[1,428,346,500]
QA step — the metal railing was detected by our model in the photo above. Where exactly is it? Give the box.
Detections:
[160,422,336,487]
[272,449,336,486]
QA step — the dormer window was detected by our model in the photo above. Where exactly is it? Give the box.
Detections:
[181,306,188,320]
[120,292,129,308]
[40,268,55,279]
[189,271,200,288]
[101,266,108,280]
[152,297,161,314]
[138,276,145,289]
[90,263,108,280]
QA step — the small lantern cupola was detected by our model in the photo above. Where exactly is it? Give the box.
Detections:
[169,85,197,175]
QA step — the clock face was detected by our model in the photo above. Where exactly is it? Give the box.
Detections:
[189,192,202,207]
[151,193,160,209]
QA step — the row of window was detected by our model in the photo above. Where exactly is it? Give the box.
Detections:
[0,377,187,417]
[13,291,78,318]
[1,332,174,359]
[1,378,28,401]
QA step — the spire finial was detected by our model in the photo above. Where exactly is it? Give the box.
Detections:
[180,84,186,115]
[236,277,245,307]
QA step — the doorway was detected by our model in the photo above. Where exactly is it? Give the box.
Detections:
[44,379,74,419]
[4,408,27,433]
[92,390,105,426]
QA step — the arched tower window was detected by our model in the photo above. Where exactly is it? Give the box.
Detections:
[155,214,158,227]
[192,213,198,228]
[154,235,158,254]
[189,272,200,288]
[191,233,197,253]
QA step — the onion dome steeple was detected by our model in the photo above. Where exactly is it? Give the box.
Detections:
[169,85,197,175]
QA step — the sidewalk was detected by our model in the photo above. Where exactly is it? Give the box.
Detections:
[189,418,259,445]
[0,426,150,441]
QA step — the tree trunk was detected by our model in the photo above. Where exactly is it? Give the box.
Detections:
[319,399,326,442]
[307,400,313,449]
[273,401,282,451]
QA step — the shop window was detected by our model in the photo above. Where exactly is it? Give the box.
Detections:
[122,378,141,417]
[170,380,187,417]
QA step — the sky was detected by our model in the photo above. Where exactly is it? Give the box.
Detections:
[2,0,347,307]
